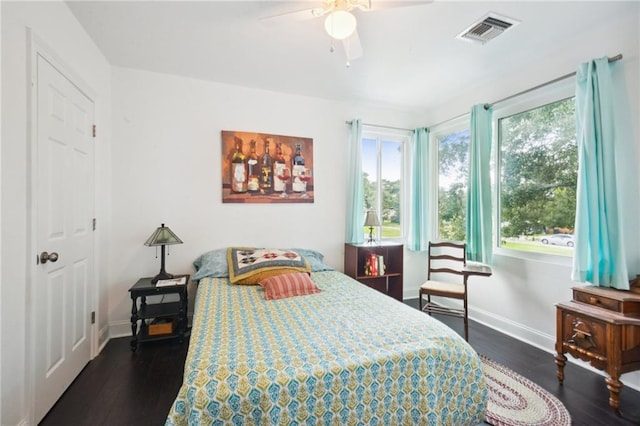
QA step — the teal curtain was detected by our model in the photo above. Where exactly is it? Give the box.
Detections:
[466,104,493,263]
[345,119,364,244]
[408,127,430,251]
[572,57,629,289]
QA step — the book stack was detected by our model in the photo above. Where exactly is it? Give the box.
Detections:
[365,253,385,276]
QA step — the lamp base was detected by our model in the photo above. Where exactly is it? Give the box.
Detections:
[151,271,175,284]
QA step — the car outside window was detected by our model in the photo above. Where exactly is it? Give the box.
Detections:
[540,234,574,247]
[497,96,577,257]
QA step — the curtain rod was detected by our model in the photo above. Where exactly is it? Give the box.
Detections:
[484,54,622,109]
[345,120,414,133]
[350,54,623,132]
[427,111,470,131]
[428,54,623,129]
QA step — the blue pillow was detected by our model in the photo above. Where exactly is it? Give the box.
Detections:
[292,248,334,272]
[192,249,228,280]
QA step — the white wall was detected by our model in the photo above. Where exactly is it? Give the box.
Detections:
[1,2,111,425]
[107,67,421,335]
[410,2,640,389]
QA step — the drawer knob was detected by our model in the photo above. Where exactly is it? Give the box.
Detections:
[573,327,592,337]
[589,297,600,305]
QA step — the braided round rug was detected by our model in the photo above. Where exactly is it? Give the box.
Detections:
[481,355,571,426]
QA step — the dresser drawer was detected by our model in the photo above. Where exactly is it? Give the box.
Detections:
[572,285,640,316]
[573,290,620,312]
[559,310,607,361]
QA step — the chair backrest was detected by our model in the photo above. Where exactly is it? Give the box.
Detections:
[427,241,467,281]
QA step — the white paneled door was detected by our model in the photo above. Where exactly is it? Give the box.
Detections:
[34,54,94,423]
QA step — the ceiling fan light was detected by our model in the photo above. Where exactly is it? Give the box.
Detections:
[324,10,357,40]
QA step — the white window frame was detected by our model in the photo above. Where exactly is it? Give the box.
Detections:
[430,115,471,241]
[492,77,576,265]
[362,128,410,242]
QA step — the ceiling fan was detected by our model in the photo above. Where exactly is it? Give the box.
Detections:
[262,0,430,66]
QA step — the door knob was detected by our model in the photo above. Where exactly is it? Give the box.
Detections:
[40,251,59,264]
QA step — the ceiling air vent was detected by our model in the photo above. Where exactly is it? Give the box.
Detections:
[457,13,519,44]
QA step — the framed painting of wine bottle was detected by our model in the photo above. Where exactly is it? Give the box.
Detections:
[221,130,314,203]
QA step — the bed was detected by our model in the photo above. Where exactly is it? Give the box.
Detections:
[165,248,487,425]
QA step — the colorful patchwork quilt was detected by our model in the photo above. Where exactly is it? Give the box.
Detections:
[165,271,487,425]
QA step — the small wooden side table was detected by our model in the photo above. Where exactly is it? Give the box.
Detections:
[128,274,189,351]
[344,242,404,302]
[556,285,640,413]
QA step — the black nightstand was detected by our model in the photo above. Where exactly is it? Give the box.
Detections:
[128,275,189,351]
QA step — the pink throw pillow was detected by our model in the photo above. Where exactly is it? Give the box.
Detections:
[259,272,321,300]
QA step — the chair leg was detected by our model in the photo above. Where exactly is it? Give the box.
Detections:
[426,294,432,316]
[419,290,423,311]
[463,296,469,341]
[463,316,468,341]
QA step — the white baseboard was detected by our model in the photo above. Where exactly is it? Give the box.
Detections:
[109,320,132,339]
[469,306,555,353]
[98,324,110,352]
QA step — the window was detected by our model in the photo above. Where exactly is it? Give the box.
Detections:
[436,128,470,241]
[362,131,408,240]
[497,96,577,256]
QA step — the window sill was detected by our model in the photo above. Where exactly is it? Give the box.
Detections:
[493,246,573,267]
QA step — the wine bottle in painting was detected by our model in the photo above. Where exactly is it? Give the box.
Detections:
[260,139,274,193]
[298,167,312,198]
[231,136,247,193]
[247,139,259,192]
[273,141,286,193]
[292,143,306,192]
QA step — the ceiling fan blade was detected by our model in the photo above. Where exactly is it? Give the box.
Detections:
[367,0,432,11]
[260,7,325,25]
[350,0,372,11]
[342,30,363,61]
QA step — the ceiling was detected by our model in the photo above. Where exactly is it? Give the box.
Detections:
[67,1,632,112]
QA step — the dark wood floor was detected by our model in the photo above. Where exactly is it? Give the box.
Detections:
[40,300,640,426]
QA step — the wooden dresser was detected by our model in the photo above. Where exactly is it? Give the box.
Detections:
[555,284,640,413]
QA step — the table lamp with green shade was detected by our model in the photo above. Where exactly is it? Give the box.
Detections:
[144,223,183,283]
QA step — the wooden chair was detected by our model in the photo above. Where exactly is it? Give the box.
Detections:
[419,241,470,340]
